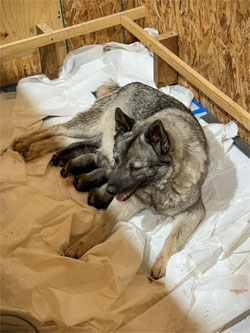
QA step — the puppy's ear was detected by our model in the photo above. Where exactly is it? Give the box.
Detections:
[115,107,135,135]
[145,120,170,157]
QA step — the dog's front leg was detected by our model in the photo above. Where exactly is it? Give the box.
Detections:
[64,209,116,259]
[151,199,205,280]
[64,196,144,258]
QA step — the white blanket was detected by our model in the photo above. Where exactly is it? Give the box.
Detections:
[0,41,249,332]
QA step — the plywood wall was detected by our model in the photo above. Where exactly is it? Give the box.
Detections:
[61,0,143,48]
[0,0,65,87]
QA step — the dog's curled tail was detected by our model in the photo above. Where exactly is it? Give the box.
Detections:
[93,82,120,99]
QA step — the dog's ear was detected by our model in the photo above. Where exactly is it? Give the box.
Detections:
[115,107,135,135]
[145,120,170,157]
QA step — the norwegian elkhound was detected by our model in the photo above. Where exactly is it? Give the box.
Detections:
[13,82,209,279]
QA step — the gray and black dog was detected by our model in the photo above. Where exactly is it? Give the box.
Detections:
[13,82,209,279]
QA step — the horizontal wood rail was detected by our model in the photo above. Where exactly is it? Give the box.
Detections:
[0,6,146,59]
[121,16,250,132]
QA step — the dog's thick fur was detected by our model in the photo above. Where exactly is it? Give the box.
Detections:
[13,82,209,279]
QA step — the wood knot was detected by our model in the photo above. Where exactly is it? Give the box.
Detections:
[0,32,9,40]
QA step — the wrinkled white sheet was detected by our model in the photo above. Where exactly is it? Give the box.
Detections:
[0,41,249,332]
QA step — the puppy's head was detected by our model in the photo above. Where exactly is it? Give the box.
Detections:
[106,108,173,201]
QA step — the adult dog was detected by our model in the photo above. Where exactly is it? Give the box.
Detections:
[13,82,209,279]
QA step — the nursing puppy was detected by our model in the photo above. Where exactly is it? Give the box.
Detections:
[13,82,209,279]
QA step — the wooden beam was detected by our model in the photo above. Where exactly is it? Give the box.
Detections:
[38,22,67,70]
[0,6,146,59]
[121,16,250,132]
[36,23,67,80]
[154,32,178,87]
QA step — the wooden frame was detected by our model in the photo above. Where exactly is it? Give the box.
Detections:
[0,7,146,59]
[0,6,249,132]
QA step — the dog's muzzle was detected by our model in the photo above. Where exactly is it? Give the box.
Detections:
[106,184,132,202]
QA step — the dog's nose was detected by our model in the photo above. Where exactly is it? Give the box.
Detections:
[106,184,117,195]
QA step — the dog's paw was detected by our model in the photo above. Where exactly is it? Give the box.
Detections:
[21,143,42,161]
[12,136,31,153]
[22,150,36,161]
[22,141,52,161]
[64,238,91,259]
[151,254,169,280]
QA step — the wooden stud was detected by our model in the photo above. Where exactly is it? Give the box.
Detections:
[36,23,67,80]
[121,16,250,132]
[0,6,146,59]
[154,32,178,87]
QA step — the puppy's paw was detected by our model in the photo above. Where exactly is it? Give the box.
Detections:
[50,152,61,166]
[151,254,169,280]
[88,189,98,206]
[64,238,91,259]
[88,188,112,209]
[73,174,94,192]
[51,151,67,167]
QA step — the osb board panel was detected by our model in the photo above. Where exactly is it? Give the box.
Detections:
[0,0,65,87]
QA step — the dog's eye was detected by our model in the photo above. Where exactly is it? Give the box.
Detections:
[130,165,142,172]
[113,153,120,164]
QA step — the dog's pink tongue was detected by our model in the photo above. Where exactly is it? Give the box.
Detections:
[116,193,130,201]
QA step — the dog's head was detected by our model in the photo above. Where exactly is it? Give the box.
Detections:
[106,108,173,201]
